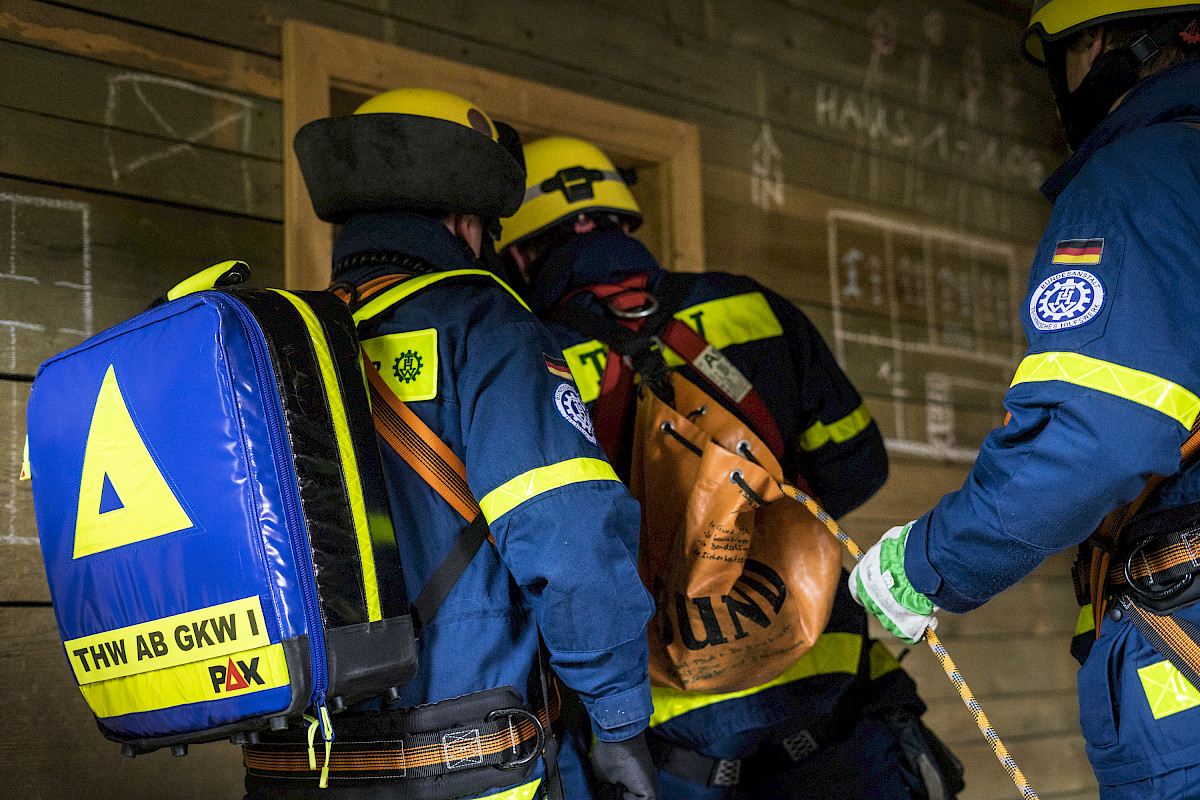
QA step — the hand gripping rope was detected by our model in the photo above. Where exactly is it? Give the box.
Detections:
[780,485,1040,800]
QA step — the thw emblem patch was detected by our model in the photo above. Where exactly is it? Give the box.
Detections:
[361,329,439,401]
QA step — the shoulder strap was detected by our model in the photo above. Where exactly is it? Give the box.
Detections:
[333,264,503,633]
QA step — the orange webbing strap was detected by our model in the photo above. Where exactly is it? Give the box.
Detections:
[1119,596,1200,692]
[362,352,480,523]
[329,274,411,307]
[1090,420,1200,632]
[243,691,561,779]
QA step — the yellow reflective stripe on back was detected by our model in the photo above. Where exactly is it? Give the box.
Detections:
[559,292,783,399]
[649,632,862,727]
[799,402,874,452]
[673,292,783,350]
[1138,659,1200,720]
[81,642,290,719]
[274,290,381,622]
[352,269,530,324]
[1010,352,1200,429]
[562,339,608,403]
[478,457,620,524]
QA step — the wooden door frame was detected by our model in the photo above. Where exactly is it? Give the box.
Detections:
[282,20,705,289]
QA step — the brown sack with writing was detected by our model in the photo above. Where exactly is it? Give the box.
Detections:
[629,373,841,693]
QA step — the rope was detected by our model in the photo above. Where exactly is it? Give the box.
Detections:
[780,484,1040,800]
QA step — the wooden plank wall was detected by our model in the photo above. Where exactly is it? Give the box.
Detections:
[0,1,1092,798]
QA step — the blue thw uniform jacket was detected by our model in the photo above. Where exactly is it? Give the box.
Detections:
[525,230,924,763]
[904,60,1200,786]
[335,214,655,795]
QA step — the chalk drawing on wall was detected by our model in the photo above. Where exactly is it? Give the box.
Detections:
[1,193,92,546]
[828,208,1024,462]
[104,73,258,208]
[815,5,1048,233]
[751,121,784,211]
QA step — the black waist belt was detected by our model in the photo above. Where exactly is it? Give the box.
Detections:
[646,709,854,788]
[244,685,558,788]
[1074,500,1200,615]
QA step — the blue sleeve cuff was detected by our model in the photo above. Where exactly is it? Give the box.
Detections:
[587,681,652,742]
[904,513,989,614]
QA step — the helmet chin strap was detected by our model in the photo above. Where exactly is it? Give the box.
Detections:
[1049,20,1180,150]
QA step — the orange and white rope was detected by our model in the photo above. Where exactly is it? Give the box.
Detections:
[781,484,1039,800]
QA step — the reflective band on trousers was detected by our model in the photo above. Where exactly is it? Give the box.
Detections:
[798,403,874,452]
[647,634,901,727]
[1010,352,1200,429]
[479,457,621,523]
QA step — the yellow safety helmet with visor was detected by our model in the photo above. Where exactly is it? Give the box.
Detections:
[1023,0,1200,63]
[498,136,642,251]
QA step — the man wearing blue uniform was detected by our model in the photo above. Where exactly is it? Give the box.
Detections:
[499,136,962,799]
[244,90,659,800]
[850,4,1200,798]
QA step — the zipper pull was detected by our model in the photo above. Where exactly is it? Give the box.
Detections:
[313,695,334,789]
[19,436,30,482]
[303,714,319,770]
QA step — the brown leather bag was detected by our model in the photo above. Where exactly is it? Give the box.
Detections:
[628,372,842,692]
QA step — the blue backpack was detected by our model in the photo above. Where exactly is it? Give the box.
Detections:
[26,262,417,757]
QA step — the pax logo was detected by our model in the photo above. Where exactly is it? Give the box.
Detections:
[209,657,266,694]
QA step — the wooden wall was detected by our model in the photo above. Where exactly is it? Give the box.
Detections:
[0,1,1092,798]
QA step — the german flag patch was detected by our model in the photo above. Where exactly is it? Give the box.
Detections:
[545,354,574,381]
[1052,238,1104,266]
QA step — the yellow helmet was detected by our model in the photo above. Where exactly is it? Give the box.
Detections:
[1023,0,1200,63]
[497,136,642,251]
[293,87,525,223]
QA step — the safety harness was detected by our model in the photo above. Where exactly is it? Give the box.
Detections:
[545,272,791,477]
[1072,419,1200,689]
[244,257,564,799]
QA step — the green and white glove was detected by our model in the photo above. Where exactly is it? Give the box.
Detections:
[848,522,938,644]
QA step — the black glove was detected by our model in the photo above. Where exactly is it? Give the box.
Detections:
[590,731,659,800]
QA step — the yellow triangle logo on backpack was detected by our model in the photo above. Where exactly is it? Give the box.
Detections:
[73,365,193,559]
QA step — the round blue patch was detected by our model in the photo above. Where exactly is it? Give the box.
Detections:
[1029,269,1105,332]
[554,383,596,444]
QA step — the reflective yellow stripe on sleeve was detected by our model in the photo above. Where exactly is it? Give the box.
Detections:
[478,457,621,523]
[649,632,862,727]
[798,402,874,452]
[1010,352,1200,429]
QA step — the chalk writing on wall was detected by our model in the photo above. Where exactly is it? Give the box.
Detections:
[815,5,1049,233]
[1,193,91,545]
[828,208,1023,462]
[104,73,259,208]
[750,120,784,211]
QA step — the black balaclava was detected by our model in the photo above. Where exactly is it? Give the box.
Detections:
[1045,19,1183,150]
